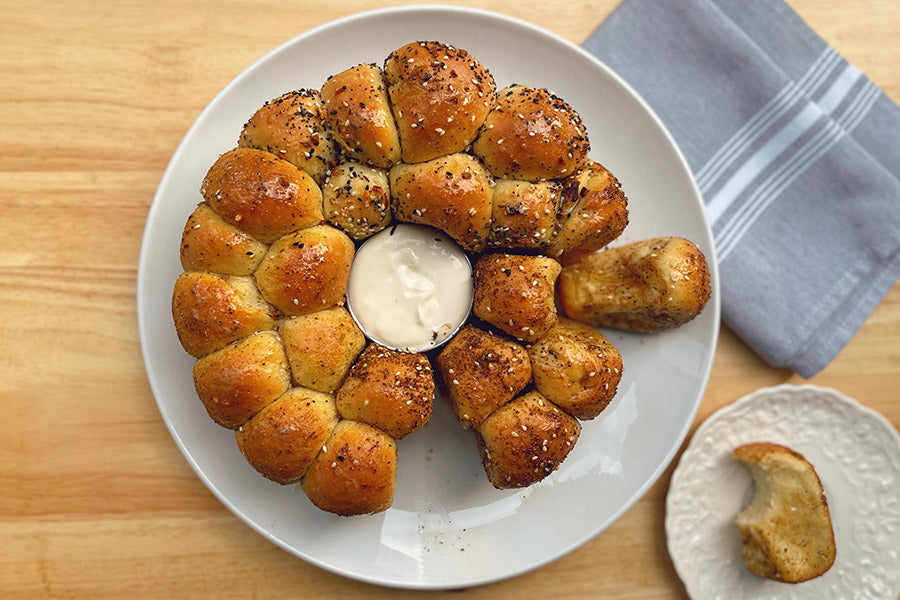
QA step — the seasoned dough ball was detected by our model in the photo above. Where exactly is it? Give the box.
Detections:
[301,420,397,516]
[473,85,589,181]
[201,147,324,243]
[180,203,267,275]
[384,41,496,163]
[192,331,291,429]
[472,253,562,342]
[336,345,434,439]
[547,160,628,264]
[489,179,560,249]
[254,225,354,316]
[172,271,275,358]
[235,387,339,484]
[322,160,391,239]
[238,90,336,185]
[436,326,531,429]
[278,307,365,392]
[476,391,581,489]
[528,318,623,420]
[558,237,711,332]
[390,153,492,251]
[321,64,400,168]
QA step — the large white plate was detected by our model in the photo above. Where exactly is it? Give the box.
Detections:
[666,384,900,599]
[138,5,719,589]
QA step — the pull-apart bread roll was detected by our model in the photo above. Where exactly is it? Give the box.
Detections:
[436,326,532,429]
[384,41,496,164]
[473,85,589,181]
[477,391,581,489]
[322,160,391,239]
[301,420,397,516]
[528,319,623,420]
[390,153,493,251]
[489,180,560,249]
[336,344,434,439]
[278,307,365,392]
[201,147,323,243]
[321,64,400,168]
[192,331,291,429]
[172,271,275,358]
[238,90,336,185]
[733,443,836,583]
[558,237,711,332]
[254,225,354,316]
[236,387,339,484]
[473,253,562,342]
[180,203,267,275]
[547,161,629,264]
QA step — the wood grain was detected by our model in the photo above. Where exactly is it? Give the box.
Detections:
[1,1,898,598]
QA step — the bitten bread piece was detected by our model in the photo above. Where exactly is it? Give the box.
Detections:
[180,203,267,275]
[558,237,711,332]
[436,325,532,429]
[301,420,397,516]
[322,160,391,239]
[192,331,291,429]
[238,90,336,185]
[172,271,275,358]
[390,153,493,251]
[489,179,560,249]
[473,85,589,181]
[547,161,629,264]
[528,318,622,420]
[254,225,354,316]
[733,442,836,583]
[320,64,400,168]
[384,41,496,164]
[336,345,434,439]
[278,307,365,392]
[235,387,339,484]
[473,253,562,342]
[476,391,581,489]
[201,147,323,243]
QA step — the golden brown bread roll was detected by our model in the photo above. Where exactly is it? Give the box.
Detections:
[476,391,581,489]
[320,64,400,168]
[733,442,836,583]
[390,153,493,251]
[473,85,589,181]
[322,160,391,239]
[528,318,623,420]
[192,331,291,429]
[238,90,336,185]
[201,147,323,243]
[254,224,354,316]
[488,179,560,249]
[180,203,267,275]
[336,345,434,439]
[384,41,496,164]
[301,419,397,516]
[278,307,365,392]
[558,236,711,332]
[472,253,562,342]
[235,387,339,484]
[436,325,531,429]
[546,160,629,264]
[172,271,275,358]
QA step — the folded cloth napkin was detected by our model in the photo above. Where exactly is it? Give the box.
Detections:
[584,0,900,377]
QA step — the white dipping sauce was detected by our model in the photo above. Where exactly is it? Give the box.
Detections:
[347,224,473,352]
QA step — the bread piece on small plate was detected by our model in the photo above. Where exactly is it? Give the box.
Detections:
[733,442,836,583]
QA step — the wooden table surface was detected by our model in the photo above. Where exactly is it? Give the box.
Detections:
[2,1,898,598]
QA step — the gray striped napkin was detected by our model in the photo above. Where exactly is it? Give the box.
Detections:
[584,0,900,377]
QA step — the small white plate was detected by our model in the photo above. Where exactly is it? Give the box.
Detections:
[666,384,900,599]
[138,6,720,589]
